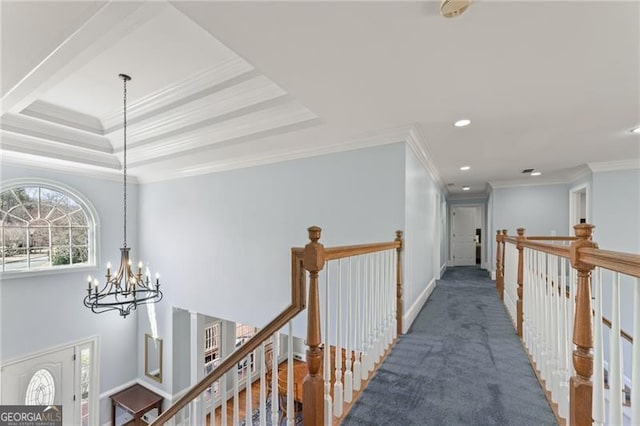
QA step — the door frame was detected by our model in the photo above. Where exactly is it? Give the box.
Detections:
[0,336,99,425]
[569,183,590,233]
[448,203,486,268]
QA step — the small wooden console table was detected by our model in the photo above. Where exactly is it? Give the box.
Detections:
[110,383,163,426]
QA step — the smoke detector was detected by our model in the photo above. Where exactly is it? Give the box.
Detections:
[441,0,470,18]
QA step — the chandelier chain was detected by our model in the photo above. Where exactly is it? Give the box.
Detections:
[123,76,128,248]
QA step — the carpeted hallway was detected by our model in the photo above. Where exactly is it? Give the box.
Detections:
[343,266,557,426]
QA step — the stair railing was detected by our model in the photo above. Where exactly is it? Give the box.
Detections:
[499,224,640,426]
[151,226,403,426]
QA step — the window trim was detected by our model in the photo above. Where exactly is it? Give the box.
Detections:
[0,178,100,279]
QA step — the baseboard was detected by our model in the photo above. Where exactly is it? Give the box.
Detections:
[490,269,496,280]
[403,277,436,333]
[440,263,446,277]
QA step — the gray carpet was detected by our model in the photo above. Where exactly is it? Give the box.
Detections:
[342,266,557,426]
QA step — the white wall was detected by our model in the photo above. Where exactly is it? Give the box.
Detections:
[137,143,407,389]
[592,168,640,382]
[0,164,139,425]
[403,146,444,330]
[488,183,569,273]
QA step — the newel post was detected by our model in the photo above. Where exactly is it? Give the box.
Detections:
[495,230,504,300]
[569,224,597,426]
[395,230,404,336]
[516,228,525,338]
[303,226,325,426]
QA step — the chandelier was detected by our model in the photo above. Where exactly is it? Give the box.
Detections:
[84,73,163,318]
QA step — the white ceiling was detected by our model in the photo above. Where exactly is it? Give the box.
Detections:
[1,1,639,195]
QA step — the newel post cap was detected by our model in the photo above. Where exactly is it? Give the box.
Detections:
[570,223,597,270]
[304,226,325,272]
[395,230,404,250]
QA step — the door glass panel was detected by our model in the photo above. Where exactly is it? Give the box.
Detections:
[80,348,91,426]
[25,368,55,405]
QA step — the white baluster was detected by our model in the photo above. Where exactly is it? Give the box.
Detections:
[345,257,354,403]
[360,254,369,381]
[548,254,559,402]
[271,333,279,426]
[324,263,333,424]
[287,321,294,426]
[233,368,239,426]
[557,256,569,420]
[245,353,252,426]
[210,382,216,426]
[592,268,604,426]
[632,277,640,425]
[609,272,623,426]
[221,372,227,426]
[353,255,362,391]
[334,260,344,416]
[259,343,266,426]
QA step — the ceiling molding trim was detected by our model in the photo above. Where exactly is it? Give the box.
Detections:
[404,124,446,192]
[1,113,112,153]
[0,151,131,183]
[20,100,104,134]
[101,58,255,131]
[107,77,289,149]
[126,102,319,164]
[564,165,592,183]
[588,158,640,173]
[138,125,418,183]
[0,132,120,170]
[488,177,573,189]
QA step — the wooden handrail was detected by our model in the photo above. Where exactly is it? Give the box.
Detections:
[521,239,571,258]
[578,247,640,278]
[151,250,307,425]
[526,236,579,241]
[601,316,634,344]
[154,227,404,426]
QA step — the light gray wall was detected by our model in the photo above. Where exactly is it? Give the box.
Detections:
[591,168,640,381]
[404,146,443,311]
[488,183,569,272]
[0,164,139,425]
[137,143,407,388]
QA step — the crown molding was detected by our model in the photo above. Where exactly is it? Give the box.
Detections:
[126,101,319,165]
[138,126,410,183]
[404,124,446,193]
[101,57,255,132]
[106,76,289,150]
[20,100,104,135]
[0,131,120,170]
[564,164,592,183]
[588,158,640,173]
[0,150,132,183]
[1,113,112,153]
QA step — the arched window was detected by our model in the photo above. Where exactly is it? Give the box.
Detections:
[0,181,96,273]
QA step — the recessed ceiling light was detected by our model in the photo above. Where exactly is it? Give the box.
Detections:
[531,172,542,176]
[630,126,640,134]
[460,166,471,171]
[454,119,471,127]
[462,186,470,191]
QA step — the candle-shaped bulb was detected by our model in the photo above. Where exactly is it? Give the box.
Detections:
[107,262,111,274]
[93,279,99,294]
[87,275,92,289]
[128,259,132,266]
[138,261,143,274]
[155,273,160,285]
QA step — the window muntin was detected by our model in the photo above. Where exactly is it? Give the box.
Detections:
[25,368,55,405]
[0,184,94,272]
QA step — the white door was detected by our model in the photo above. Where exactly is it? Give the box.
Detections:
[452,207,477,266]
[2,347,75,423]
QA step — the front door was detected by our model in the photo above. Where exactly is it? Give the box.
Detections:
[1,347,75,423]
[452,207,477,266]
